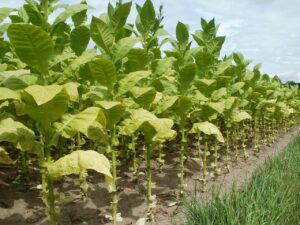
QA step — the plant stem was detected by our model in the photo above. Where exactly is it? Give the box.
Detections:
[47,174,56,225]
[145,143,154,220]
[242,122,248,160]
[213,139,219,176]
[225,127,230,171]
[197,133,202,159]
[179,128,187,198]
[202,135,207,186]
[110,141,118,225]
[254,117,259,155]
[131,135,138,174]
[20,151,29,186]
[233,126,238,162]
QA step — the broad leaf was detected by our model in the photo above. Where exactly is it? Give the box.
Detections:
[53,4,89,25]
[231,82,245,94]
[179,63,196,94]
[7,23,53,74]
[190,121,224,142]
[114,37,140,58]
[0,118,36,151]
[54,107,106,139]
[117,70,151,96]
[22,85,70,124]
[176,22,189,44]
[70,25,90,56]
[121,109,176,143]
[96,101,125,128]
[211,88,227,101]
[130,87,156,108]
[0,147,14,165]
[47,150,115,192]
[0,87,20,101]
[140,0,155,29]
[89,56,116,90]
[0,8,14,24]
[90,16,113,53]
[232,110,252,123]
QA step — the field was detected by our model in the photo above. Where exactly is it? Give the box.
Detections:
[0,0,299,225]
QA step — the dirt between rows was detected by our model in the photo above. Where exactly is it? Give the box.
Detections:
[0,127,299,225]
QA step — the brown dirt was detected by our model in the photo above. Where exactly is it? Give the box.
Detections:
[0,127,299,225]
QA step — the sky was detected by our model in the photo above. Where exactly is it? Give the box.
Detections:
[1,0,300,82]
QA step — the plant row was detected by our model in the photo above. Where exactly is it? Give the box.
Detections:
[0,0,299,224]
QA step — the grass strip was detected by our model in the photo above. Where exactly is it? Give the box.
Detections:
[184,134,300,225]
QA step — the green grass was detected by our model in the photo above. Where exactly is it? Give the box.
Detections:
[184,134,300,225]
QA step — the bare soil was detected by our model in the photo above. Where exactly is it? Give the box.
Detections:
[0,127,299,225]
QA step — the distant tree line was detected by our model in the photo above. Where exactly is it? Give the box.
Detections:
[286,81,300,89]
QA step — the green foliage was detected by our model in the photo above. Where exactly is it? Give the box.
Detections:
[7,23,54,74]
[47,150,115,191]
[0,0,299,224]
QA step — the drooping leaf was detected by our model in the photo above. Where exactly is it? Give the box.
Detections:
[0,118,36,151]
[7,23,53,74]
[65,50,96,74]
[114,37,140,58]
[232,110,252,123]
[54,107,106,139]
[190,121,224,142]
[206,101,226,114]
[47,150,115,192]
[53,4,89,25]
[117,70,151,96]
[130,87,156,108]
[231,82,245,94]
[121,109,176,143]
[22,85,70,124]
[63,82,79,102]
[0,147,14,165]
[0,87,20,101]
[96,101,125,128]
[211,88,227,101]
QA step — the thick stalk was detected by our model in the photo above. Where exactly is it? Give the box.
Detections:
[130,135,138,174]
[145,143,154,220]
[233,126,238,162]
[42,0,49,31]
[110,136,118,225]
[225,127,230,171]
[179,128,187,198]
[47,174,56,225]
[253,117,259,155]
[157,143,164,173]
[20,151,29,186]
[262,116,267,146]
[202,135,208,186]
[197,133,202,159]
[242,122,248,160]
[213,138,219,176]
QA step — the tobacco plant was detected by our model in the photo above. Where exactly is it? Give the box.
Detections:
[0,0,300,224]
